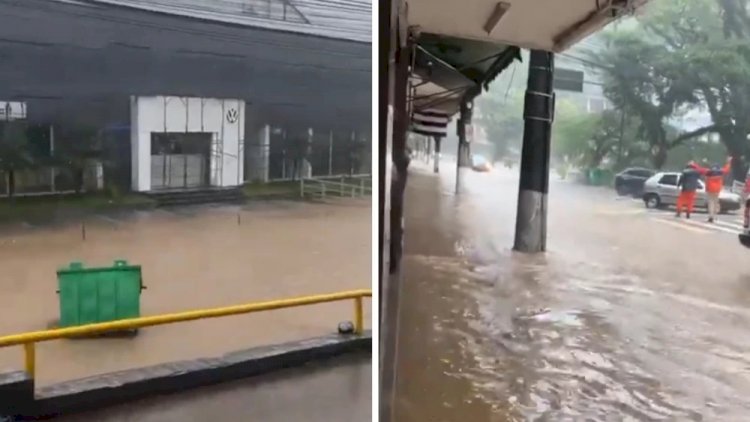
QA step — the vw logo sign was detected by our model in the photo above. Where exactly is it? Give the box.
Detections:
[226,108,239,124]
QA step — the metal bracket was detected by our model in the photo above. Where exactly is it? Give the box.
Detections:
[523,91,556,123]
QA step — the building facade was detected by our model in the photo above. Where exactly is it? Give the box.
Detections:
[0,0,371,196]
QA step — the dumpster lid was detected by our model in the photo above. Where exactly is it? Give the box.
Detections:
[57,260,141,274]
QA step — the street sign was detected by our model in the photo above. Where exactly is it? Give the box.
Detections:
[553,67,584,93]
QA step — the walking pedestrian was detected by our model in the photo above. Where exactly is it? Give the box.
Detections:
[694,157,732,223]
[676,162,701,219]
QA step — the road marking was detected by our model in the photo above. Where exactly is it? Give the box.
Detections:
[681,218,739,234]
[651,217,711,234]
[714,219,745,231]
[652,215,748,236]
[594,208,647,216]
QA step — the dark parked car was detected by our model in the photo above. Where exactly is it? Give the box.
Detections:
[614,167,655,196]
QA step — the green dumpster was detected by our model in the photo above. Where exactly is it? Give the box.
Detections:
[588,168,603,186]
[57,260,144,328]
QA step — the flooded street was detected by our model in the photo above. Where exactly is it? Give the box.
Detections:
[394,162,750,421]
[0,198,371,385]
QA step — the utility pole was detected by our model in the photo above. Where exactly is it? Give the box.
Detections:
[433,135,441,173]
[456,99,473,193]
[513,50,555,253]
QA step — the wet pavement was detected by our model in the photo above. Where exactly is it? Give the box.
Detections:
[393,161,750,421]
[58,355,371,421]
[0,198,371,385]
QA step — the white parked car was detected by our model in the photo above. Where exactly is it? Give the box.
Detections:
[642,172,741,213]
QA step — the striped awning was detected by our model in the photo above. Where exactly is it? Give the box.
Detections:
[411,109,450,137]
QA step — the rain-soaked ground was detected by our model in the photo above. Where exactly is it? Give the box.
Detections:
[393,160,750,421]
[0,198,371,386]
[58,355,371,421]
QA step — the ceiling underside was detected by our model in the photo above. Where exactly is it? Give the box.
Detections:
[407,0,653,120]
[407,0,651,53]
[410,33,519,115]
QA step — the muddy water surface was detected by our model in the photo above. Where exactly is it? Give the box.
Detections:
[394,163,750,421]
[0,198,371,385]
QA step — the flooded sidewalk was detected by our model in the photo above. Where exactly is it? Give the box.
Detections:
[393,166,750,421]
[0,198,371,386]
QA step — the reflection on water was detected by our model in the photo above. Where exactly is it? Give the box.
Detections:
[0,199,371,385]
[394,165,750,421]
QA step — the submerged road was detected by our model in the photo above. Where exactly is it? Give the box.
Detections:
[393,161,750,421]
[0,199,371,386]
[58,355,371,421]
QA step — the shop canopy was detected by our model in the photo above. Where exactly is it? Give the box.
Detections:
[407,0,651,116]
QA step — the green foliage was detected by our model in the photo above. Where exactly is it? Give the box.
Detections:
[589,27,716,169]
[0,120,34,171]
[552,101,597,166]
[552,105,647,172]
[52,124,101,165]
[475,89,524,161]
[664,139,727,170]
[477,3,750,176]
[595,0,750,177]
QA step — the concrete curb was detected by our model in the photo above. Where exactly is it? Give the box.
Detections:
[1,331,371,419]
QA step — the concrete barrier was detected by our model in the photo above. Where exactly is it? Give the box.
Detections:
[0,371,34,417]
[1,331,371,419]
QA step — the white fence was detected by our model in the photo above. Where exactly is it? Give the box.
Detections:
[299,174,371,199]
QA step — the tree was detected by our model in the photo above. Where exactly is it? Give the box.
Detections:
[552,101,596,167]
[474,89,524,162]
[664,138,727,169]
[0,120,34,200]
[553,105,647,171]
[633,0,750,178]
[590,28,719,169]
[51,124,101,193]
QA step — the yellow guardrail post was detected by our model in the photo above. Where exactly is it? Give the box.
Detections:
[24,342,35,379]
[354,296,364,334]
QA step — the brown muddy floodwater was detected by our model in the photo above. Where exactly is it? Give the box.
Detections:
[394,161,750,421]
[0,198,371,386]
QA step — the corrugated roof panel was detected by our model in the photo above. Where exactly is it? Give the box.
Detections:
[70,0,371,42]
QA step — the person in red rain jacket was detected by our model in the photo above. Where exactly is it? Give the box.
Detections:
[693,157,732,223]
[676,163,702,219]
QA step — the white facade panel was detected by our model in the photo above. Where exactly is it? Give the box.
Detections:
[202,98,223,134]
[186,97,203,132]
[164,97,187,132]
[130,95,246,192]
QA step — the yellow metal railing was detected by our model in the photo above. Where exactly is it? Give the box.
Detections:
[0,289,371,380]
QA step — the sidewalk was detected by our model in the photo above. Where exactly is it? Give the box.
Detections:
[389,169,501,421]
